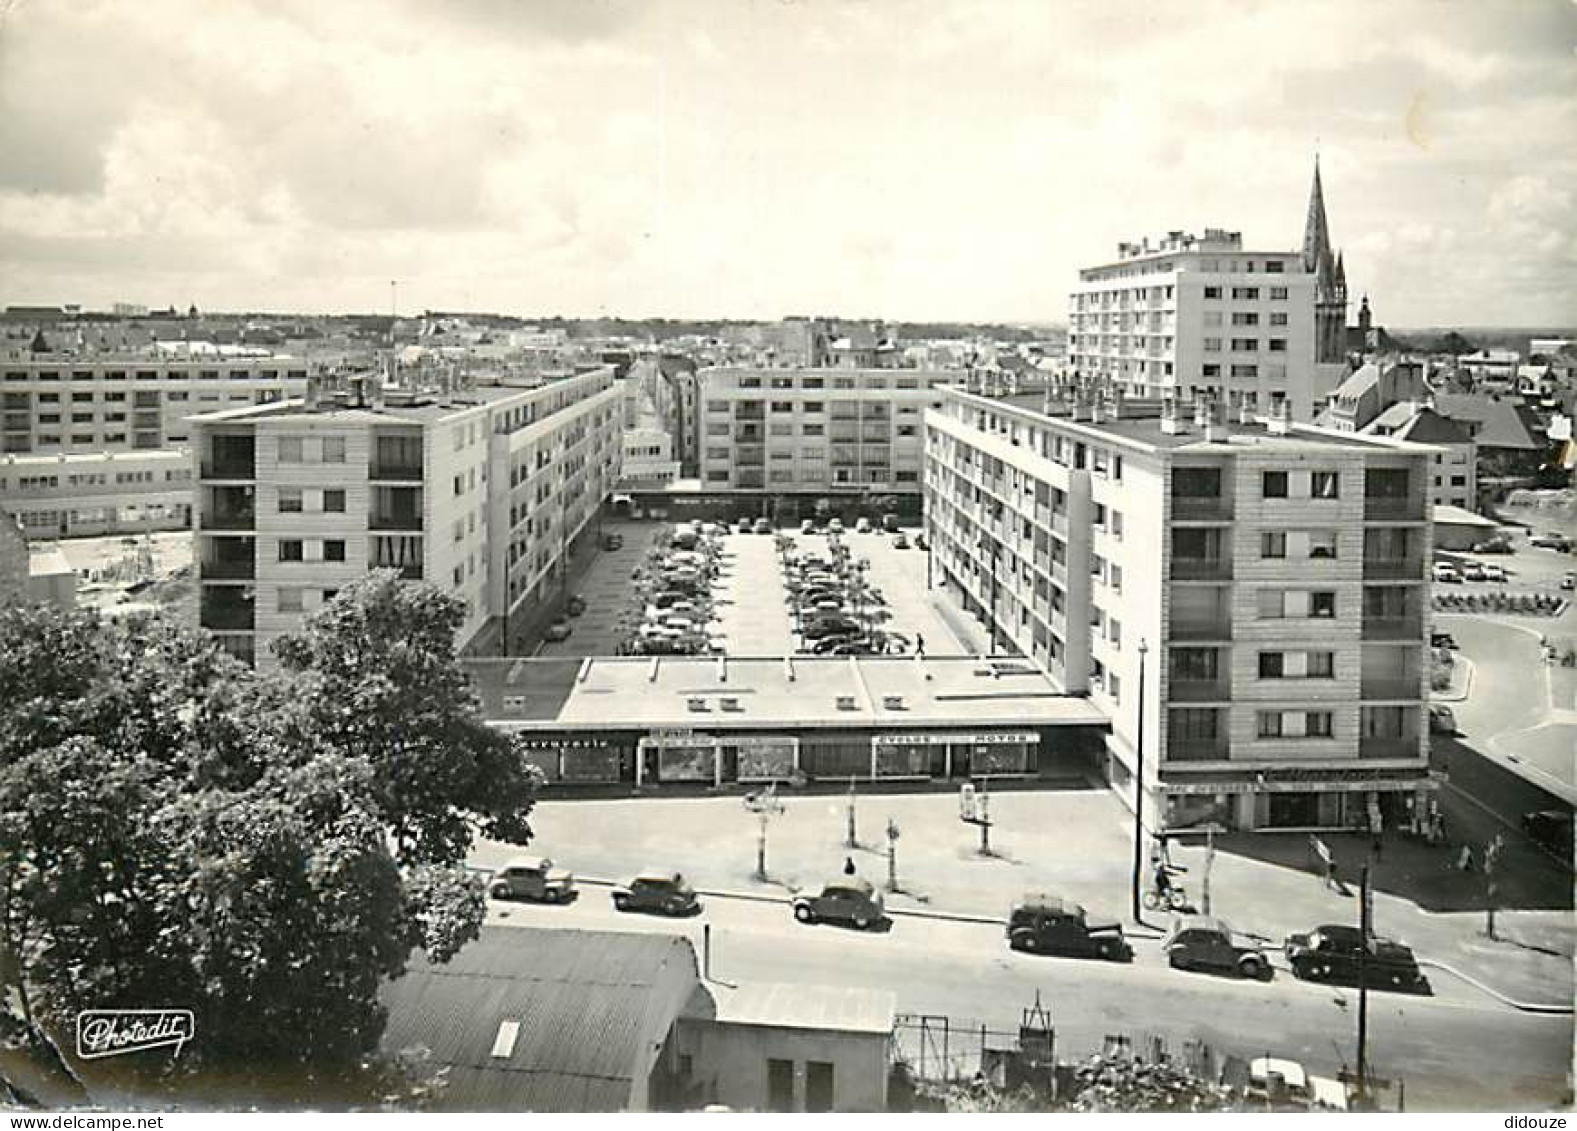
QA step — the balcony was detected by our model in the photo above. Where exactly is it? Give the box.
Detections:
[370,462,423,481]
[199,558,255,581]
[1360,677,1421,700]
[1362,556,1423,580]
[1171,557,1233,581]
[1359,736,1420,760]
[202,507,255,531]
[370,512,423,532]
[1166,739,1229,762]
[1168,680,1232,703]
[1171,496,1232,521]
[370,562,423,581]
[1362,616,1424,641]
[201,458,255,480]
[1169,617,1233,642]
[200,597,255,632]
[1364,497,1426,521]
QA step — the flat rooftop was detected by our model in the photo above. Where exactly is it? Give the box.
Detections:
[463,654,1107,731]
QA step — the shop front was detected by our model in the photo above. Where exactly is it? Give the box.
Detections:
[870,731,1039,780]
[516,735,630,784]
[1163,769,1436,832]
[636,730,802,787]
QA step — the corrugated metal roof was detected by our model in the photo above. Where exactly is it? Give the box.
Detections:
[380,927,700,1112]
[696,982,895,1035]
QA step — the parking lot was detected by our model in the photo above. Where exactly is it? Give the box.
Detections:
[524,519,974,659]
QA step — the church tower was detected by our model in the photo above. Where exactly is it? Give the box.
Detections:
[1302,158,1348,364]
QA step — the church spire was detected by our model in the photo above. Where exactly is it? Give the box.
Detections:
[1303,156,1333,277]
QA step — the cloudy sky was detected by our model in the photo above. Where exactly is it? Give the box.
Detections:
[1,0,1573,325]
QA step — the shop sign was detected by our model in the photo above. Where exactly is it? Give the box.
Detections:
[873,731,1037,747]
[1165,777,1433,796]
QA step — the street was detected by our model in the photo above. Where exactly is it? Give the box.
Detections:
[481,882,1573,1111]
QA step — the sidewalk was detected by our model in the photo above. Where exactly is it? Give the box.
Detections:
[475,787,1574,1006]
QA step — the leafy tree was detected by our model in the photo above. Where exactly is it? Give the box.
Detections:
[0,578,539,1099]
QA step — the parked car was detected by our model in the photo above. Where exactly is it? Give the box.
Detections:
[1431,562,1462,583]
[1459,561,1486,582]
[803,615,862,639]
[611,869,701,916]
[1246,1057,1350,1111]
[543,620,572,642]
[489,856,575,903]
[891,533,911,550]
[1530,533,1573,552]
[1482,563,1507,583]
[735,516,753,534]
[1522,810,1574,861]
[855,516,874,534]
[565,594,587,617]
[881,512,901,533]
[1428,704,1458,734]
[809,633,864,655]
[1429,631,1458,650]
[1284,924,1428,992]
[1005,894,1131,961]
[828,518,845,533]
[792,877,885,929]
[600,532,624,551]
[1472,537,1513,554]
[800,518,817,534]
[1162,915,1271,979]
[751,517,772,534]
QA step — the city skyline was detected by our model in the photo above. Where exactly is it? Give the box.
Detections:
[1,0,1574,326]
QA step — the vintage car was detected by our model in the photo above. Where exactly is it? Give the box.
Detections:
[1284,924,1428,992]
[792,877,885,930]
[1161,914,1271,979]
[1428,704,1458,734]
[611,869,701,917]
[1005,894,1131,961]
[1246,1057,1350,1111]
[488,856,575,904]
[543,620,572,642]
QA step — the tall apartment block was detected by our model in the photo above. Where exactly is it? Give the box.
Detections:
[192,366,623,667]
[1066,164,1352,422]
[695,366,954,506]
[924,383,1436,832]
[1,352,307,537]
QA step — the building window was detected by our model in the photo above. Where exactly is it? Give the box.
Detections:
[1306,711,1334,738]
[1270,312,1288,326]
[1308,651,1335,678]
[323,539,346,562]
[1257,711,1283,738]
[1261,532,1287,558]
[277,436,304,463]
[1262,471,1288,498]
[1310,591,1337,618]
[1268,338,1288,352]
[279,539,304,562]
[1310,471,1339,499]
[322,436,346,463]
[323,489,346,513]
[1258,652,1284,678]
[1308,531,1337,558]
[278,487,304,513]
[1203,286,1222,299]
[277,587,303,613]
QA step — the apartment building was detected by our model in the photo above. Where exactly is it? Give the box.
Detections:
[192,365,623,667]
[695,366,952,501]
[1066,229,1324,421]
[0,351,307,537]
[924,383,1436,833]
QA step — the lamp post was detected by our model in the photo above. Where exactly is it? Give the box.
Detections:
[1130,637,1149,922]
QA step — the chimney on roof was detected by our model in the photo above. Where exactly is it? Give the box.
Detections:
[304,372,321,410]
[1203,393,1231,442]
[1089,390,1105,424]
[1267,399,1293,435]
[1159,395,1189,435]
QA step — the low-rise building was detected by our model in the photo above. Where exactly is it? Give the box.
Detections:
[0,449,194,538]
[924,383,1437,832]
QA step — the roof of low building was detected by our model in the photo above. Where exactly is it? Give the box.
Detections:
[1433,394,1545,450]
[1432,504,1498,528]
[1362,403,1472,445]
[379,927,700,1113]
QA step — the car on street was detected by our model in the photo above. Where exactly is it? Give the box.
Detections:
[1430,631,1458,650]
[1521,810,1574,861]
[803,615,862,639]
[611,869,701,916]
[753,517,773,534]
[1284,924,1428,992]
[488,855,576,903]
[1472,537,1513,554]
[1482,563,1507,583]
[600,531,624,551]
[1161,915,1271,979]
[1530,532,1573,552]
[800,518,817,534]
[1428,704,1458,734]
[828,518,845,534]
[1246,1057,1350,1111]
[1459,561,1486,582]
[808,633,863,654]
[881,512,901,533]
[566,594,587,617]
[543,620,572,642]
[855,516,874,533]
[735,516,753,534]
[792,876,885,929]
[1005,894,1132,961]
[1432,562,1462,583]
[891,533,911,549]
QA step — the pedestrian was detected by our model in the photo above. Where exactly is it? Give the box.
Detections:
[1458,844,1475,872]
[915,633,926,656]
[843,856,856,876]
[1324,858,1339,891]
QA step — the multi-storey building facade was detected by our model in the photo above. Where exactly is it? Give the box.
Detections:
[192,366,623,667]
[0,352,307,537]
[695,367,953,501]
[1066,230,1322,421]
[925,383,1436,832]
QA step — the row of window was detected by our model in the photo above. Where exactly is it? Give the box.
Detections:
[278,488,346,514]
[1201,338,1289,352]
[1201,285,1289,300]
[728,375,925,391]
[4,370,305,382]
[1172,649,1336,680]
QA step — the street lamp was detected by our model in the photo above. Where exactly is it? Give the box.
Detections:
[1130,637,1149,922]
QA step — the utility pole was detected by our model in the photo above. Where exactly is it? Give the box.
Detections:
[1201,824,1216,916]
[1356,862,1372,1106]
[1130,638,1150,922]
[1484,833,1505,939]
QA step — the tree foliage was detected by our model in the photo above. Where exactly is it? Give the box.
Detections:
[0,575,538,1093]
